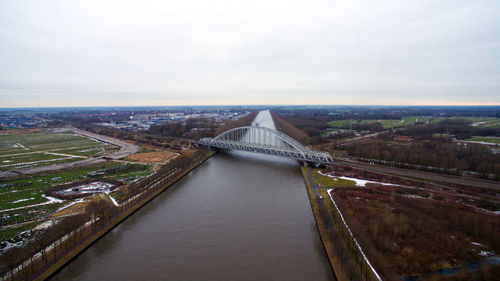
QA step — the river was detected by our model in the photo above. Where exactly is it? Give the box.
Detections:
[49,110,334,281]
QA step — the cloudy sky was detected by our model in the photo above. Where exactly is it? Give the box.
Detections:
[1,0,499,107]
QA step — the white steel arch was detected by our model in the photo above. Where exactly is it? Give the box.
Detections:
[199,126,333,164]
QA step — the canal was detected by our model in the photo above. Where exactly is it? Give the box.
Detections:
[49,111,334,281]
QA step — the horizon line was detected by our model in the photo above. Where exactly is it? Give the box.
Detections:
[1,103,500,109]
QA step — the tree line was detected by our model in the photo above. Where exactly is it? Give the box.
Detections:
[270,110,310,144]
[149,117,220,139]
[213,111,258,136]
[396,118,500,139]
[345,140,500,178]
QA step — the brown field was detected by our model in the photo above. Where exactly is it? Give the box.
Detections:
[51,200,88,217]
[333,187,499,280]
[0,128,42,135]
[128,151,177,163]
[319,166,500,280]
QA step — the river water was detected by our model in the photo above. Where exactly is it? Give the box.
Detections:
[49,111,334,281]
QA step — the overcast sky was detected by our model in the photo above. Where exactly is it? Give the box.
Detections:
[1,0,499,107]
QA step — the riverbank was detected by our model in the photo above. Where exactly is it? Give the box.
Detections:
[31,150,216,281]
[302,166,385,281]
[301,167,347,281]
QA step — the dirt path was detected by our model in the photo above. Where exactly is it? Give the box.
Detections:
[15,143,29,150]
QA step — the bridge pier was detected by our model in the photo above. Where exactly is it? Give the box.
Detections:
[301,161,314,167]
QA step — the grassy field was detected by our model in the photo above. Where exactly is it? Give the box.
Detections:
[0,161,152,208]
[0,132,117,171]
[329,116,433,130]
[360,119,402,129]
[427,117,500,128]
[0,222,40,241]
[0,161,153,241]
[464,117,500,128]
[328,120,352,128]
[328,117,500,131]
[468,137,500,144]
[311,169,356,187]
[0,158,83,172]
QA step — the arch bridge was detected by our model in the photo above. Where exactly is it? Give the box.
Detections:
[199,126,333,164]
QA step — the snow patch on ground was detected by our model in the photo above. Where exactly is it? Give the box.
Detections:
[318,171,396,187]
[106,192,120,206]
[466,141,500,146]
[0,190,20,195]
[0,157,72,168]
[56,181,114,196]
[33,220,55,231]
[11,197,35,204]
[54,198,85,213]
[480,251,494,257]
[42,194,64,203]
[404,194,428,200]
[463,203,500,216]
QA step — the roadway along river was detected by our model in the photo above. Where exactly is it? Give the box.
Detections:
[49,111,334,281]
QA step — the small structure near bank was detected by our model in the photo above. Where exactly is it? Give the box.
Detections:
[46,178,123,200]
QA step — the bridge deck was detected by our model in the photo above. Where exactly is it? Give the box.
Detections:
[199,126,333,163]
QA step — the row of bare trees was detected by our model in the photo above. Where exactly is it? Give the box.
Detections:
[314,194,369,281]
[76,123,189,150]
[397,118,500,139]
[270,111,310,144]
[214,112,258,136]
[345,140,500,178]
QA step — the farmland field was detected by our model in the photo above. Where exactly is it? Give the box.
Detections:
[0,132,117,171]
[0,161,153,242]
[360,119,402,129]
[467,117,500,128]
[328,116,433,130]
[427,117,500,128]
[468,137,500,144]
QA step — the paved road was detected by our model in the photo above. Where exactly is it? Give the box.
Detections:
[334,159,500,191]
[307,168,321,195]
[0,127,141,178]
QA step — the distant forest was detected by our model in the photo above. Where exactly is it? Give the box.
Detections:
[345,140,500,177]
